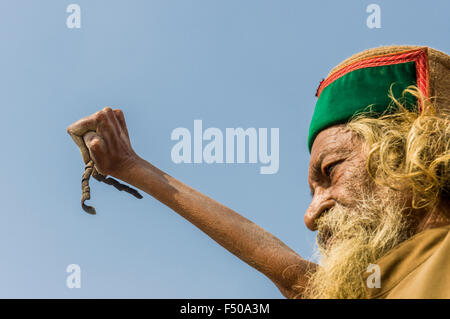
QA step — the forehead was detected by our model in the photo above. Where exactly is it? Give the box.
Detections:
[310,125,359,164]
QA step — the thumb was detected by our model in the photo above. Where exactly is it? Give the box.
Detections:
[83,131,107,172]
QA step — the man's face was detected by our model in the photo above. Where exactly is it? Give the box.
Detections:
[306,125,372,232]
[304,125,415,298]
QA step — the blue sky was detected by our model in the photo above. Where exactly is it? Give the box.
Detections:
[0,0,449,298]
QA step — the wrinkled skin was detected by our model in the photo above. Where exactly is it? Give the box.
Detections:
[306,125,370,231]
[306,125,450,237]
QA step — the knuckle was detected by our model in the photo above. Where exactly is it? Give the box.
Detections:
[103,106,113,113]
[67,122,78,133]
[96,111,107,122]
[114,109,124,117]
[89,139,101,151]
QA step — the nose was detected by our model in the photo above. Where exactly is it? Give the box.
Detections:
[304,195,335,231]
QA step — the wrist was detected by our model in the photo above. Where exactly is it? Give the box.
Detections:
[114,155,148,185]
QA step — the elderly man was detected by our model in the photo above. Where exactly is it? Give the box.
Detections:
[67,45,450,299]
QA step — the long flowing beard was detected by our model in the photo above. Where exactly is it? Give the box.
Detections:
[303,193,413,299]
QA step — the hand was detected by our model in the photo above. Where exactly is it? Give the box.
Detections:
[67,107,140,179]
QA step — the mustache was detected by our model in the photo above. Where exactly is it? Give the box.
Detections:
[315,204,361,251]
[315,197,396,251]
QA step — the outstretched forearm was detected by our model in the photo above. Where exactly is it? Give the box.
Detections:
[67,107,316,297]
[117,156,316,298]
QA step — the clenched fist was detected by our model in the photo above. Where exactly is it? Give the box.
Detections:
[67,107,140,180]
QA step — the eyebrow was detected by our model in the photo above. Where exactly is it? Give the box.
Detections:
[310,152,327,181]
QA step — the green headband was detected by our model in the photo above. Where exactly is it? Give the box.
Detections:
[308,48,429,152]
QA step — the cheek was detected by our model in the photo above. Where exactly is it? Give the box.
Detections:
[332,164,373,205]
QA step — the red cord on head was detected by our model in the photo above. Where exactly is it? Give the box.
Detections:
[315,78,325,97]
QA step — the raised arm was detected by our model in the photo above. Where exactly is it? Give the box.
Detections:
[67,107,317,298]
